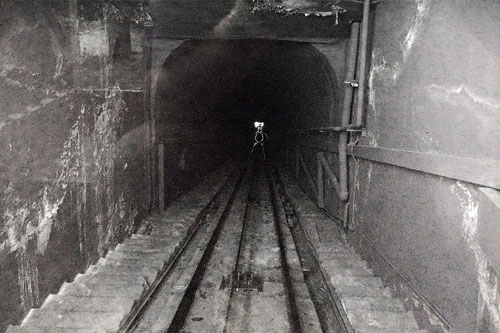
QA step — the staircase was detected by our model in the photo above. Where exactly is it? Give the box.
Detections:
[279,171,426,333]
[7,164,426,332]
[6,166,234,333]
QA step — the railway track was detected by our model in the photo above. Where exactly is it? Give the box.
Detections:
[7,159,424,333]
[133,160,324,332]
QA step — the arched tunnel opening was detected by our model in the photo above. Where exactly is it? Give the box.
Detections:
[155,40,338,204]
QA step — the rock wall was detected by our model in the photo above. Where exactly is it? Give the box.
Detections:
[0,2,149,330]
[309,1,500,331]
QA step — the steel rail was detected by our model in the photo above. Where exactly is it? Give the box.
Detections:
[270,165,355,333]
[222,162,258,332]
[118,167,242,332]
[267,163,303,333]
[165,167,248,333]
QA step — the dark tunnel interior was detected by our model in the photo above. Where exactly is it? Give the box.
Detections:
[154,40,339,202]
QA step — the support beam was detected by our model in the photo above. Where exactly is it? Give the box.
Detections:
[318,152,348,201]
[297,143,500,191]
[297,149,318,199]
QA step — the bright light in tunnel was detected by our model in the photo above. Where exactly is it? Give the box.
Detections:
[254,121,264,129]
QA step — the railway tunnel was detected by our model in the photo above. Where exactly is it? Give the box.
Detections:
[1,0,500,332]
[153,39,339,202]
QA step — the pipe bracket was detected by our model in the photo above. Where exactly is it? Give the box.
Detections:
[344,80,359,87]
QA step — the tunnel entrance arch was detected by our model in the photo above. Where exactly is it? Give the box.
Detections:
[152,39,340,204]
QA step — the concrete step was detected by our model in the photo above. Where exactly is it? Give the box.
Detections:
[330,275,384,289]
[326,266,374,277]
[321,258,368,270]
[106,249,171,261]
[317,243,358,254]
[144,217,180,224]
[77,269,146,284]
[102,256,165,269]
[130,233,172,240]
[114,243,174,253]
[335,284,393,298]
[90,264,160,281]
[96,257,162,271]
[149,228,187,237]
[142,214,177,223]
[355,327,426,333]
[341,296,406,313]
[347,309,419,330]
[318,251,361,262]
[6,325,93,333]
[123,237,172,247]
[317,244,357,254]
[59,280,144,298]
[41,294,136,313]
[21,308,123,331]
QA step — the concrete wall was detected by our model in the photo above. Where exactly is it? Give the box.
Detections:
[0,2,149,331]
[293,1,500,331]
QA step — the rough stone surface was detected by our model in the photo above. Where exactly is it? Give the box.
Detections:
[150,0,364,41]
[0,2,148,330]
[6,163,235,332]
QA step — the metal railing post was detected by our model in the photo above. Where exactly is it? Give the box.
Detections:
[317,153,325,208]
[158,142,165,212]
[338,21,361,204]
[295,146,300,179]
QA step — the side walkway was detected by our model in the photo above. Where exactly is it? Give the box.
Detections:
[278,169,426,333]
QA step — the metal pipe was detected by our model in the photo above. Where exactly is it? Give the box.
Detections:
[355,0,370,127]
[342,22,361,128]
[338,22,361,202]
[298,124,360,134]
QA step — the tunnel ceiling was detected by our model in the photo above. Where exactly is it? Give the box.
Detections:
[149,0,366,42]
[155,40,336,148]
